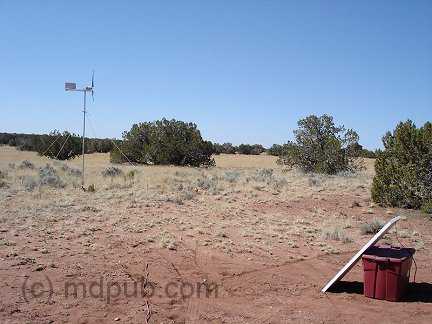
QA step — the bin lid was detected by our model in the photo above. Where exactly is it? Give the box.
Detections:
[362,244,415,263]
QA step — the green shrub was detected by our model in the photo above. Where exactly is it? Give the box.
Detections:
[371,120,432,209]
[236,144,265,155]
[36,130,82,160]
[267,144,283,156]
[39,164,66,188]
[101,166,123,178]
[110,118,215,167]
[421,201,432,214]
[126,169,138,181]
[277,114,362,174]
[0,132,114,155]
[213,142,237,154]
[109,148,124,164]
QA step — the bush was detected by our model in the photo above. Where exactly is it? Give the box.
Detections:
[224,171,241,183]
[251,168,287,191]
[196,176,212,190]
[277,114,362,174]
[18,160,35,170]
[213,142,237,155]
[126,169,138,181]
[109,147,124,164]
[0,180,9,189]
[0,170,8,189]
[36,130,82,160]
[421,201,432,214]
[236,144,266,155]
[61,164,82,177]
[267,144,283,156]
[360,218,385,235]
[39,164,65,188]
[101,166,123,178]
[371,120,432,209]
[0,132,114,155]
[110,118,215,167]
[253,168,274,182]
[321,226,352,243]
[268,143,295,157]
[21,175,37,191]
[0,170,7,179]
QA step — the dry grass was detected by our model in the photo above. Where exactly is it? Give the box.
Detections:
[0,146,375,197]
[1,145,431,324]
[0,145,415,260]
[360,218,385,235]
[214,153,279,168]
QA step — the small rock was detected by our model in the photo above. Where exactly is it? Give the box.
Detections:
[131,242,141,248]
[34,265,46,272]
[351,201,361,208]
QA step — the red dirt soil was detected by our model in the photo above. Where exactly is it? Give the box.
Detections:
[0,150,431,323]
[1,190,431,324]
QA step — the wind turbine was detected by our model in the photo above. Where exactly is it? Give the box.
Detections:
[65,71,95,189]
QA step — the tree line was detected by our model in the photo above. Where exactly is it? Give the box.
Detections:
[1,115,430,212]
[0,131,116,160]
[1,129,376,159]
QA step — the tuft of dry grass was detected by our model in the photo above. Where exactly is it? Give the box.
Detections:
[101,166,123,178]
[321,226,353,243]
[159,231,177,250]
[360,218,385,235]
[38,164,66,188]
[223,170,241,183]
[18,160,35,170]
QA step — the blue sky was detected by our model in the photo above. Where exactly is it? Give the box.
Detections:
[1,1,431,149]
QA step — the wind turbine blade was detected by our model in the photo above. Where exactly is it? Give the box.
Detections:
[91,70,95,102]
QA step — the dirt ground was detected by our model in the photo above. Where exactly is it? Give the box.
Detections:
[0,145,431,323]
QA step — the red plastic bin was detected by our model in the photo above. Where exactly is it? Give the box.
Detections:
[362,244,415,301]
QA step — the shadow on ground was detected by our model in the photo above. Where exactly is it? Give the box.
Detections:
[327,281,432,303]
[327,281,363,295]
[404,282,432,303]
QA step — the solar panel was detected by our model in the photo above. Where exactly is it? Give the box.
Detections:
[321,215,401,292]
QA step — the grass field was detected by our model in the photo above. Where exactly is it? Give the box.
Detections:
[0,145,431,323]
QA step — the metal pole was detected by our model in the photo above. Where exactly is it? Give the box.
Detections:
[82,90,86,187]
